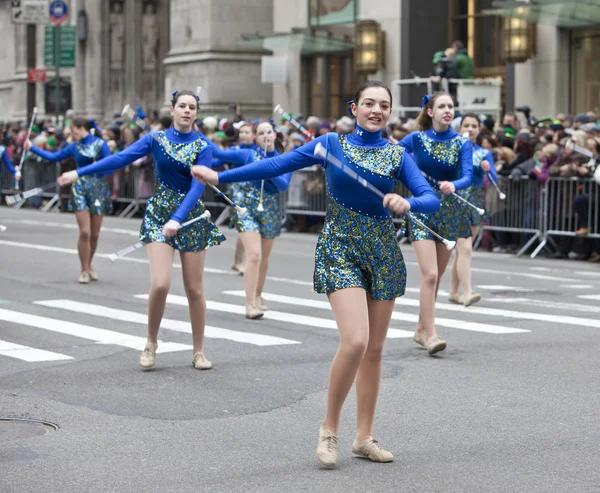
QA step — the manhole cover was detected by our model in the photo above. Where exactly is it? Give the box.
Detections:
[0,418,58,440]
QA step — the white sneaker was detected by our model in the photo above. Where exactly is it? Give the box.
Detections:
[352,437,394,463]
[78,272,90,284]
[140,342,158,369]
[192,352,212,370]
[316,427,338,467]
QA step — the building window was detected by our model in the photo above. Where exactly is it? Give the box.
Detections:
[449,0,504,75]
[571,28,600,114]
[304,53,358,118]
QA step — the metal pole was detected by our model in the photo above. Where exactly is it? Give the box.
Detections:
[55,24,61,121]
[26,24,36,118]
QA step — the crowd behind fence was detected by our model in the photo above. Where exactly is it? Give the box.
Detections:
[2,161,599,260]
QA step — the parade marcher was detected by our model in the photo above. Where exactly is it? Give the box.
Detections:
[25,117,112,284]
[227,122,257,275]
[192,81,439,467]
[448,113,497,306]
[208,121,292,319]
[58,90,224,370]
[399,92,473,355]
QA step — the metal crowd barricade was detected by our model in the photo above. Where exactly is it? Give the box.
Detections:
[474,175,544,256]
[530,177,600,258]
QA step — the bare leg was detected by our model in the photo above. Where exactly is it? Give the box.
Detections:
[355,296,395,442]
[321,288,370,435]
[180,250,207,354]
[412,239,439,340]
[233,237,245,266]
[89,214,104,269]
[434,241,455,299]
[454,237,474,296]
[239,231,262,309]
[74,211,91,273]
[449,250,460,297]
[146,243,175,344]
[256,238,275,298]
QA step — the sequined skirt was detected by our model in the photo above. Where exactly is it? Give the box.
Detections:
[314,197,406,300]
[140,181,225,252]
[68,176,112,215]
[408,189,471,242]
[459,186,486,226]
[230,183,281,240]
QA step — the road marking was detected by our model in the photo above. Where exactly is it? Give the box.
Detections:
[486,297,600,314]
[577,294,600,301]
[35,299,299,347]
[136,294,414,339]
[0,307,190,353]
[0,339,73,362]
[222,291,529,335]
[564,285,594,289]
[476,285,536,292]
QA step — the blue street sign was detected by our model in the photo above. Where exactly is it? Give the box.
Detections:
[49,0,68,26]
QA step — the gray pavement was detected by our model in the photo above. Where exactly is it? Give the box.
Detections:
[1,207,599,493]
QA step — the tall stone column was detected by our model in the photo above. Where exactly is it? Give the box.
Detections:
[125,0,142,106]
[163,0,273,119]
[79,0,105,120]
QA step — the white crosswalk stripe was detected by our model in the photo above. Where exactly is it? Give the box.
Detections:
[34,299,299,347]
[135,294,415,339]
[0,307,191,354]
[221,291,530,335]
[0,339,73,362]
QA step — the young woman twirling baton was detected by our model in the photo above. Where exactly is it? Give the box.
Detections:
[192,81,439,468]
[399,92,473,355]
[25,117,111,284]
[58,91,225,371]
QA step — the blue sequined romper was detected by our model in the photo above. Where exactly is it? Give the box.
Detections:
[460,143,497,226]
[210,145,292,240]
[29,134,113,215]
[216,126,440,300]
[76,128,225,252]
[399,128,473,242]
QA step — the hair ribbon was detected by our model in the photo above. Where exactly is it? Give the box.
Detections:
[420,94,431,109]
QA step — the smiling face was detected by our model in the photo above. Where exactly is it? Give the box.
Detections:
[351,86,391,132]
[170,94,198,131]
[460,116,480,143]
[255,122,275,149]
[428,94,454,129]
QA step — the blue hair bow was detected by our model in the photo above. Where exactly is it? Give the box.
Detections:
[172,90,178,98]
[420,94,431,109]
[347,100,355,117]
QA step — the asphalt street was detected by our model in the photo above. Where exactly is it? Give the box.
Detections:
[1,208,599,493]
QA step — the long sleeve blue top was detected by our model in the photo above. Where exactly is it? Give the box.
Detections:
[399,128,473,190]
[0,145,16,174]
[209,145,292,194]
[216,125,439,219]
[29,134,112,175]
[75,128,212,224]
[471,143,497,189]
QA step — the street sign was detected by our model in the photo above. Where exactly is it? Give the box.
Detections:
[49,0,68,26]
[27,68,48,83]
[44,26,76,68]
[11,0,49,24]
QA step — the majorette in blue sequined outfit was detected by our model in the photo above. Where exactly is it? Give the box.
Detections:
[0,144,17,184]
[209,144,292,240]
[214,126,439,300]
[399,128,473,242]
[460,143,497,226]
[29,134,113,215]
[75,128,225,252]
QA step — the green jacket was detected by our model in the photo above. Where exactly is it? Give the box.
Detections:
[454,48,474,79]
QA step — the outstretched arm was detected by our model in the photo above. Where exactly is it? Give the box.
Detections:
[29,143,76,162]
[214,135,328,184]
[76,134,154,176]
[399,152,440,213]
